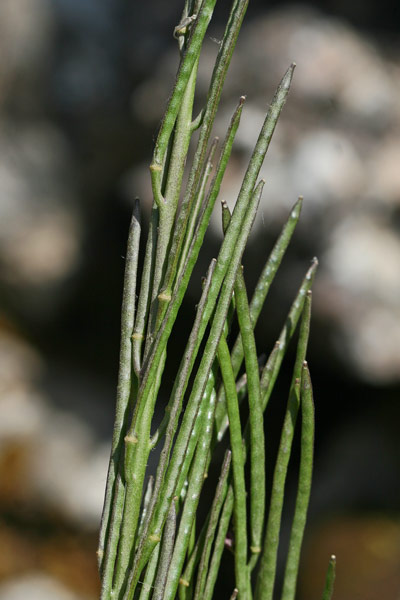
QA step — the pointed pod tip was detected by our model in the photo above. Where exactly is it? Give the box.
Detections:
[240,95,246,103]
[331,554,336,561]
[132,197,141,216]
[253,178,266,195]
[292,195,303,213]
[281,62,296,89]
[312,256,319,266]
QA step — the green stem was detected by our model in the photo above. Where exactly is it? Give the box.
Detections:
[235,267,265,560]
[203,487,234,600]
[132,206,158,375]
[146,56,199,346]
[152,500,177,600]
[137,545,160,600]
[261,259,318,412]
[193,450,232,600]
[100,474,125,600]
[217,336,250,599]
[321,555,336,600]
[281,360,315,600]
[136,476,154,547]
[150,0,217,198]
[176,137,219,285]
[221,196,265,561]
[132,97,245,459]
[255,292,312,600]
[162,389,217,600]
[141,63,295,466]
[175,366,217,499]
[133,259,217,578]
[214,195,302,435]
[98,201,140,576]
[160,0,250,299]
[128,179,264,598]
[113,351,166,597]
[179,520,208,597]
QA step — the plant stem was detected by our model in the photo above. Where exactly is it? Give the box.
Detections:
[133,259,217,578]
[98,201,140,574]
[217,336,250,600]
[281,359,315,600]
[235,268,265,561]
[113,351,166,597]
[152,500,177,600]
[321,555,336,600]
[220,199,265,562]
[146,56,199,346]
[260,259,317,411]
[162,390,217,600]
[132,206,158,375]
[160,0,250,300]
[193,450,232,600]
[150,0,217,200]
[138,545,160,600]
[127,179,264,598]
[203,487,234,600]
[255,293,312,600]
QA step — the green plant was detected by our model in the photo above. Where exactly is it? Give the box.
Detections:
[97,1,336,599]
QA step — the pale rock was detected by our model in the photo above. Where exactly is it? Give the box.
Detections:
[0,122,82,319]
[0,0,54,108]
[321,217,400,381]
[0,330,110,528]
[0,574,84,600]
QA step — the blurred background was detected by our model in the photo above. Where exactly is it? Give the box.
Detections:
[1,0,400,598]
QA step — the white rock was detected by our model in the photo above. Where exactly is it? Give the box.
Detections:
[0,574,83,600]
[324,217,400,306]
[321,217,400,381]
[0,330,110,527]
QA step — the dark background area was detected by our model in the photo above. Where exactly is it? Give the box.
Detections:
[1,1,400,598]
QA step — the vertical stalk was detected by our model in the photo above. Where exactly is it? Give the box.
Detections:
[127,180,264,598]
[150,0,217,201]
[146,57,200,346]
[281,360,315,600]
[235,268,265,562]
[321,555,336,600]
[203,487,234,600]
[221,200,265,563]
[98,201,140,573]
[138,545,160,600]
[193,450,232,600]
[97,0,327,595]
[162,389,217,600]
[132,206,158,375]
[152,501,177,600]
[113,351,166,597]
[160,0,250,300]
[260,260,318,412]
[255,293,312,600]
[217,336,251,600]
